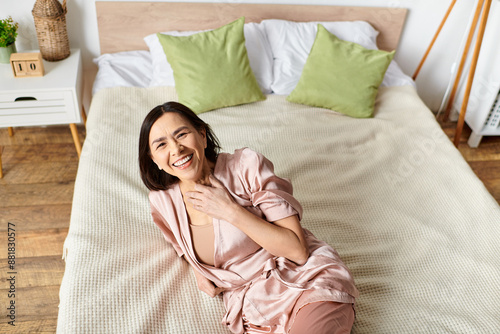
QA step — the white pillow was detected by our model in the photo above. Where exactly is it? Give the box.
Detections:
[262,19,412,94]
[144,22,274,94]
[92,51,153,95]
[381,61,416,88]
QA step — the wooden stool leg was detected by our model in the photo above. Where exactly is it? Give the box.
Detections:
[454,0,492,147]
[69,123,82,157]
[412,0,457,80]
[443,0,485,121]
[8,127,14,137]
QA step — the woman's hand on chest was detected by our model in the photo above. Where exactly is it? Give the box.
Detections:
[185,175,309,266]
[184,175,239,221]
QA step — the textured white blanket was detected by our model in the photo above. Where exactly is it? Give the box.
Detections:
[58,86,500,333]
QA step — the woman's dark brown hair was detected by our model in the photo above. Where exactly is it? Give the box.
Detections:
[139,102,221,191]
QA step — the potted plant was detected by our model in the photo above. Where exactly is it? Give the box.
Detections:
[0,16,19,64]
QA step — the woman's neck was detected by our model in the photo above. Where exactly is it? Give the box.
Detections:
[179,159,215,191]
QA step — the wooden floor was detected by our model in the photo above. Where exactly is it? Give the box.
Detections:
[0,121,499,332]
[0,125,85,333]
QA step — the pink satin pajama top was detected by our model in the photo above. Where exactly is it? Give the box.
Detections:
[149,148,359,334]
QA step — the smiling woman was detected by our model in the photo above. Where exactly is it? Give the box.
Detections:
[149,112,212,185]
[137,101,358,334]
[138,102,221,191]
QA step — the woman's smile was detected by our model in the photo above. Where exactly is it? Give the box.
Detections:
[173,154,194,169]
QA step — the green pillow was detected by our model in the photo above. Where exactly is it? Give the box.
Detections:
[157,17,265,114]
[287,24,395,118]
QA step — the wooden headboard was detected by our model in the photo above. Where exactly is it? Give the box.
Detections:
[96,2,407,54]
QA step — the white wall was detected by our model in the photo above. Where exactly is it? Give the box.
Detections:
[1,0,489,112]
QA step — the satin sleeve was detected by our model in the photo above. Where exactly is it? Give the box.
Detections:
[149,196,184,257]
[238,148,303,222]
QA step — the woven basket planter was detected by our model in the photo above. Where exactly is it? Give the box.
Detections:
[32,0,70,61]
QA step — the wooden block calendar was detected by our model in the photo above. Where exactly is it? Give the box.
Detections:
[10,52,45,77]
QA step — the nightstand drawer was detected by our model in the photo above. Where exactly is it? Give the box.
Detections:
[0,90,79,127]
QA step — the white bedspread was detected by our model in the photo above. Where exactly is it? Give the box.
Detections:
[58,86,500,333]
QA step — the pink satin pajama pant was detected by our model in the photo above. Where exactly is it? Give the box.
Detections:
[289,302,355,334]
[244,302,355,334]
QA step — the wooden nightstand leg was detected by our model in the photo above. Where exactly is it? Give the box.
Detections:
[0,148,3,179]
[8,127,14,137]
[69,123,82,157]
[81,106,87,126]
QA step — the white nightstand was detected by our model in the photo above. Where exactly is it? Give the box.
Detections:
[0,48,84,178]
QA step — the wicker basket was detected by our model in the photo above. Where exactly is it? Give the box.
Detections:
[32,0,70,61]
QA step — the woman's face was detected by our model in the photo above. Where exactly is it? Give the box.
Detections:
[149,112,208,184]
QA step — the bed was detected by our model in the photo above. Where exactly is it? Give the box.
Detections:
[57,2,500,333]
